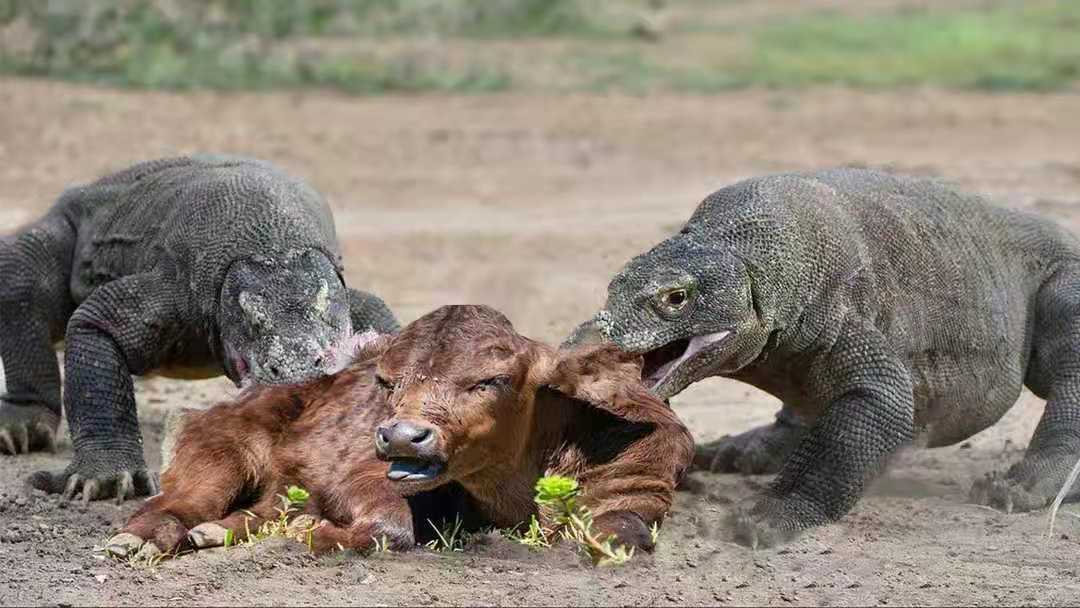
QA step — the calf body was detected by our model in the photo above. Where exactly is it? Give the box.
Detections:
[0,155,398,501]
[575,168,1080,546]
[110,305,692,557]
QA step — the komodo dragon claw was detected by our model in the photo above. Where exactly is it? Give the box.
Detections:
[0,402,58,455]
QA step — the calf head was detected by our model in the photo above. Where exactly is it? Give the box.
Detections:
[372,305,540,494]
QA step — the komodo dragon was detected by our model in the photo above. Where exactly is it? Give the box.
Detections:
[568,167,1080,547]
[0,155,399,502]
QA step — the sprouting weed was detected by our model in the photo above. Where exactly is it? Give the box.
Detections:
[529,475,635,566]
[229,485,318,548]
[370,534,392,554]
[505,515,552,549]
[285,485,310,507]
[425,514,467,552]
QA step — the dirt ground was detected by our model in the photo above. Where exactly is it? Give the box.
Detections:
[2,77,1080,606]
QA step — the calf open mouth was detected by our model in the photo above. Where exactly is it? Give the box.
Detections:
[640,331,732,389]
[387,458,446,482]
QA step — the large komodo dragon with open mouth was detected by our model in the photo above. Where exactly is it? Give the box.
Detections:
[0,155,399,502]
[569,167,1080,547]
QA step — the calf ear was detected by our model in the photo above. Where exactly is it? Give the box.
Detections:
[539,342,660,423]
[330,329,394,373]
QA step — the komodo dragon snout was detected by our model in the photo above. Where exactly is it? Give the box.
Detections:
[219,249,355,387]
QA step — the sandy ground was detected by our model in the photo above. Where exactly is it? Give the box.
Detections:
[2,77,1080,605]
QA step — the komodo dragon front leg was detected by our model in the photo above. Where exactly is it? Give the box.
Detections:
[734,318,914,548]
[30,273,178,502]
[0,211,76,454]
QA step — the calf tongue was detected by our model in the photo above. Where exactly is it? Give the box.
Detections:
[387,459,443,481]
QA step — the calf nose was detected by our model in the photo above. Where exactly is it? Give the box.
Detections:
[374,420,437,458]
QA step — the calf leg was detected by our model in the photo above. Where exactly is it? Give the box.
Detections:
[694,404,807,475]
[108,413,268,555]
[971,268,1080,511]
[307,460,415,554]
[186,493,283,549]
[0,212,77,454]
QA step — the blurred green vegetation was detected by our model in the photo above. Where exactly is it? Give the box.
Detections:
[747,2,1080,91]
[0,0,1077,94]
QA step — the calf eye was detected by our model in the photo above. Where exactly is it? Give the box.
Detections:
[471,376,509,392]
[375,375,395,393]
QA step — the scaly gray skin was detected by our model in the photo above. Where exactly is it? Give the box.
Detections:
[571,168,1080,547]
[0,155,400,502]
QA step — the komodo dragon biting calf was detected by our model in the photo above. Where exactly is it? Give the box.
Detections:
[0,155,399,502]
[105,305,692,558]
[569,167,1080,547]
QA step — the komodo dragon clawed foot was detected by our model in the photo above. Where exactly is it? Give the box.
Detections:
[968,472,1050,513]
[0,402,58,455]
[30,464,159,505]
[731,494,824,549]
[693,406,806,474]
[969,452,1080,513]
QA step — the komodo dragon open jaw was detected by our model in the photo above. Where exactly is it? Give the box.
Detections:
[640,330,732,390]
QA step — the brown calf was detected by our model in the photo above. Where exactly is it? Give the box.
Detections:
[108,305,693,557]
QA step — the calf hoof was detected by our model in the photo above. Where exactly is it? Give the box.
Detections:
[731,496,813,549]
[592,510,654,552]
[104,532,164,562]
[104,533,145,558]
[968,472,1049,513]
[188,523,230,549]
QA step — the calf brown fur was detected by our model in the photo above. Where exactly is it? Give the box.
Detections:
[108,305,693,557]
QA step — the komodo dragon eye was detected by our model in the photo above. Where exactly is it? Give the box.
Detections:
[664,290,688,308]
[655,288,692,318]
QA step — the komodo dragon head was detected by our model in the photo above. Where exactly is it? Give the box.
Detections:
[589,237,772,400]
[217,248,354,387]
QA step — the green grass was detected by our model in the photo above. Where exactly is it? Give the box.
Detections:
[745,2,1080,90]
[2,0,1078,93]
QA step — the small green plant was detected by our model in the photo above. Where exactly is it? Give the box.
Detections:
[425,514,467,552]
[505,514,552,549]
[650,520,660,545]
[532,475,634,566]
[230,485,318,550]
[285,485,310,507]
